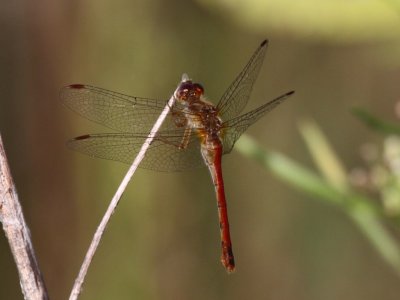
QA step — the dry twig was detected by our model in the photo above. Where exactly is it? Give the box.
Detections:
[0,134,49,300]
[68,75,187,300]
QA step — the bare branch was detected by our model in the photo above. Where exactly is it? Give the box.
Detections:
[0,134,49,300]
[68,75,187,300]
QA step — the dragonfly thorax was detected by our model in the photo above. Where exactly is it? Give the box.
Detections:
[175,80,223,135]
[198,105,222,134]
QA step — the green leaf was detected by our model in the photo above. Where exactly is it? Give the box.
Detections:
[299,119,348,191]
[235,133,400,277]
[351,107,400,135]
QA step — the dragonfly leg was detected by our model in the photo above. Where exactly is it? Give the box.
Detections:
[170,108,194,150]
[178,126,192,150]
[171,109,187,128]
[154,125,193,150]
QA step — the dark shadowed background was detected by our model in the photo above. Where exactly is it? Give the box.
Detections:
[1,0,400,299]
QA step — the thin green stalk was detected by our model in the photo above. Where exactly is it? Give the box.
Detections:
[299,119,348,191]
[351,107,400,135]
[235,134,400,277]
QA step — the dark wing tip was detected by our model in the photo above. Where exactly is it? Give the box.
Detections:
[66,134,91,148]
[260,39,269,47]
[287,90,295,96]
[68,84,86,89]
[60,84,87,101]
[73,134,91,140]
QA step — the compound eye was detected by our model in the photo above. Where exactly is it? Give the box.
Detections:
[179,82,193,90]
[176,82,193,99]
[193,83,204,96]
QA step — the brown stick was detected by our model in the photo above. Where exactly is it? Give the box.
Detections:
[0,134,49,300]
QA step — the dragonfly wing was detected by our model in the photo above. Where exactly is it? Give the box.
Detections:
[221,91,294,154]
[60,84,180,133]
[67,132,204,172]
[216,40,268,121]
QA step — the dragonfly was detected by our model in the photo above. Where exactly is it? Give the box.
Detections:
[61,39,294,273]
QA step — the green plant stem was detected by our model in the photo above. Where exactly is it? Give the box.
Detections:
[235,134,400,276]
[347,198,400,275]
[351,107,400,135]
[299,119,348,191]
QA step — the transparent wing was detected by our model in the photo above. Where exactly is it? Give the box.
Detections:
[221,91,294,154]
[216,40,268,121]
[60,84,181,133]
[66,131,204,172]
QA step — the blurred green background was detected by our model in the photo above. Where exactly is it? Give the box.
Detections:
[2,0,400,299]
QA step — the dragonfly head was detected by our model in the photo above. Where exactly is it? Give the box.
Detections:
[175,80,204,103]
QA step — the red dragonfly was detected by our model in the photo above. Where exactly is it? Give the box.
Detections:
[61,39,294,273]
